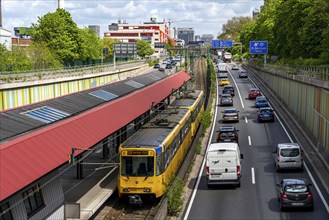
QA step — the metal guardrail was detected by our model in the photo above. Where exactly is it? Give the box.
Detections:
[249,62,329,81]
[0,60,146,83]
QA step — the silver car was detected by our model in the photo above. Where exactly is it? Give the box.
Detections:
[219,94,233,106]
[274,143,303,171]
[222,108,239,122]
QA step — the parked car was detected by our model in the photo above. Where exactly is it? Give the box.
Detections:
[219,78,230,86]
[248,88,261,99]
[239,70,248,78]
[222,108,239,122]
[158,67,165,72]
[273,143,303,171]
[217,126,239,143]
[232,64,239,70]
[257,107,275,122]
[255,96,269,108]
[222,85,235,96]
[276,178,313,211]
[154,63,160,68]
[219,94,233,106]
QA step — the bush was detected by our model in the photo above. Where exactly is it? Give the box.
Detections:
[165,175,184,216]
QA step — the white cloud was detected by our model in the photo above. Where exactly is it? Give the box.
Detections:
[2,0,263,37]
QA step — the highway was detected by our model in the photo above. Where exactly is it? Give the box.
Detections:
[184,63,329,220]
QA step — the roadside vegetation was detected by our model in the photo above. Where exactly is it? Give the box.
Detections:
[217,0,329,65]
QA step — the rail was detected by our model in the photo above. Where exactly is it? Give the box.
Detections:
[249,62,329,81]
[0,60,146,83]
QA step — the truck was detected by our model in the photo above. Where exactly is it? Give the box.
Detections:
[223,52,232,63]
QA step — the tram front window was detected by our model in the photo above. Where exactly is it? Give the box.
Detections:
[121,156,154,176]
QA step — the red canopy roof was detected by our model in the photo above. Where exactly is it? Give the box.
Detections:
[0,71,190,201]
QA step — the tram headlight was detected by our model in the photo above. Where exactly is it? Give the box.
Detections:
[143,188,151,192]
[123,188,130,192]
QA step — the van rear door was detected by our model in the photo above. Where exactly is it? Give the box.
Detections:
[207,150,238,181]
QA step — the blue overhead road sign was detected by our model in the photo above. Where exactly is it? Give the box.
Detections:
[250,41,268,54]
[212,40,233,48]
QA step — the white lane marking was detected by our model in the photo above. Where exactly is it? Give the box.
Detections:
[248,136,251,146]
[251,167,255,184]
[249,75,329,214]
[245,116,248,124]
[304,162,329,213]
[228,68,245,109]
[184,70,220,220]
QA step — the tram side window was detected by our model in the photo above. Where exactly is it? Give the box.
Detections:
[156,153,165,175]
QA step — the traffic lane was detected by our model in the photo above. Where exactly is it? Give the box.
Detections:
[188,77,328,219]
[188,169,262,220]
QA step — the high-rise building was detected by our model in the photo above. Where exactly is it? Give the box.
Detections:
[176,28,194,45]
[194,35,201,41]
[200,34,214,43]
[88,25,100,38]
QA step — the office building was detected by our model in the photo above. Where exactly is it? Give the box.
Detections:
[88,25,100,38]
[176,27,194,45]
[104,19,169,58]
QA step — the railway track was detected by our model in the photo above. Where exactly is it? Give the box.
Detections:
[92,190,161,220]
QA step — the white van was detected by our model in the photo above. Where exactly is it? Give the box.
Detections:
[274,143,303,171]
[205,143,243,187]
[218,63,227,72]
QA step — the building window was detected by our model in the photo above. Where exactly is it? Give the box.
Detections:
[22,184,44,217]
[0,203,13,220]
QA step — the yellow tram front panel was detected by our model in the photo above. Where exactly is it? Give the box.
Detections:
[119,149,163,198]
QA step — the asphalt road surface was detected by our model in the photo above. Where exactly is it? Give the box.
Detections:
[184,63,329,220]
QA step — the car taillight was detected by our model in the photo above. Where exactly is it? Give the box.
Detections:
[237,165,240,177]
[281,192,288,200]
[307,192,313,200]
[206,166,209,177]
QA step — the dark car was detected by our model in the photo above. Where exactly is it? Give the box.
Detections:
[222,108,239,122]
[255,95,269,108]
[276,179,314,211]
[166,63,173,69]
[248,88,261,99]
[257,107,274,122]
[154,63,160,69]
[222,85,235,96]
[217,126,239,143]
[239,70,248,78]
[219,94,233,106]
[158,67,165,72]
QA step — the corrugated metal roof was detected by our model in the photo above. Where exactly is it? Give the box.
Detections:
[0,71,190,201]
[122,109,189,148]
[0,71,168,142]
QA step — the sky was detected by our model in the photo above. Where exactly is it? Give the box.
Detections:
[1,0,264,38]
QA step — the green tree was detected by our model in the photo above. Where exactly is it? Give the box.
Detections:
[0,45,32,72]
[240,21,256,55]
[136,39,154,58]
[217,16,253,42]
[31,8,82,63]
[256,0,282,55]
[27,43,62,70]
[79,28,102,60]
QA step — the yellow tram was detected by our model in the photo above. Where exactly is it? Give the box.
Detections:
[118,90,205,199]
[169,90,205,137]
